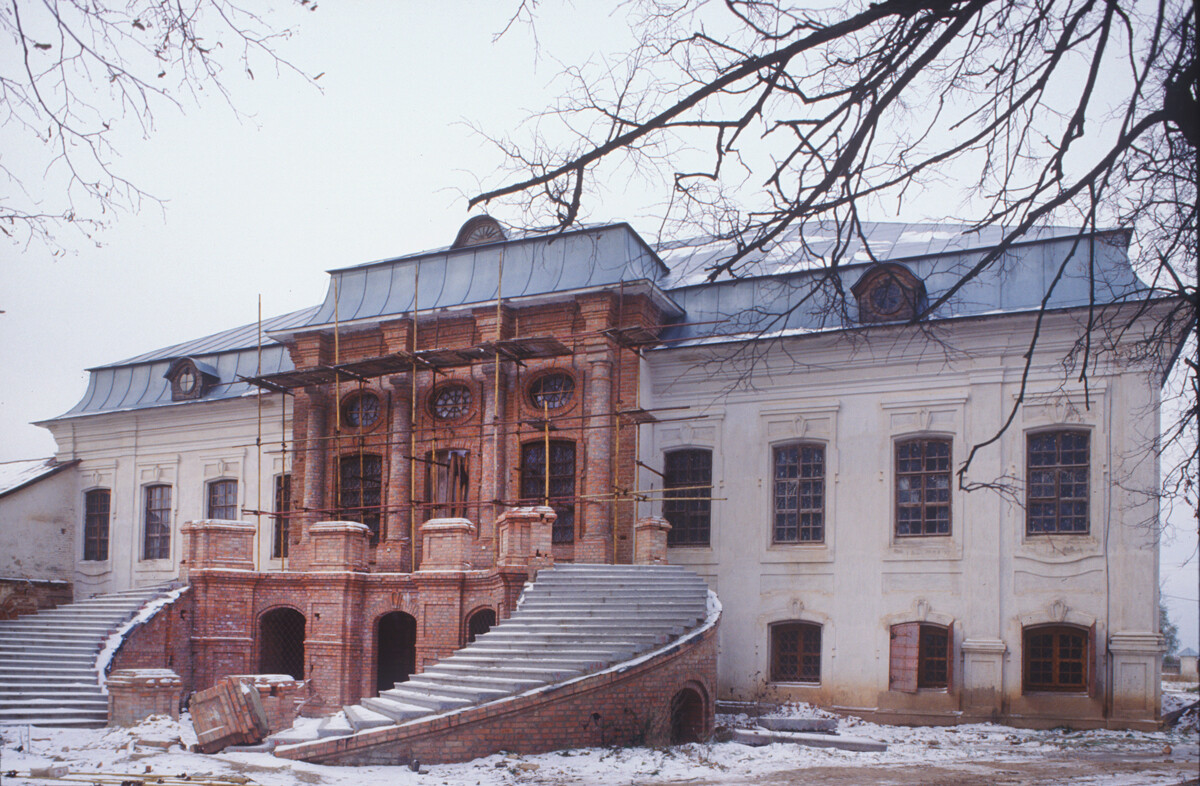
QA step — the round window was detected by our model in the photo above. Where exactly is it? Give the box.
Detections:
[528,372,575,410]
[432,384,472,420]
[869,278,905,317]
[341,393,381,428]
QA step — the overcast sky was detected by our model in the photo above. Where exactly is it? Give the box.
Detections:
[0,4,1195,648]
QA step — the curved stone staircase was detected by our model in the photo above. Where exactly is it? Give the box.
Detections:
[276,563,712,747]
[0,585,174,727]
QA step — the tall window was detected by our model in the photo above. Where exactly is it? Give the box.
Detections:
[272,474,291,559]
[890,622,952,692]
[773,444,825,543]
[426,449,469,519]
[664,449,712,546]
[520,440,576,544]
[770,621,822,682]
[896,438,951,536]
[83,489,110,561]
[338,454,383,543]
[1023,624,1090,693]
[207,479,238,520]
[143,484,171,560]
[1027,430,1089,534]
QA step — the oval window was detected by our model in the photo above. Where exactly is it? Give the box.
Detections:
[341,393,381,428]
[432,384,472,420]
[528,372,575,410]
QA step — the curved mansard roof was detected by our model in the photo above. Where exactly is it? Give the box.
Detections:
[46,219,1147,421]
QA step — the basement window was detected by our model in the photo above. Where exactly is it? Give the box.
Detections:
[770,621,821,683]
[889,622,952,692]
[1023,624,1093,693]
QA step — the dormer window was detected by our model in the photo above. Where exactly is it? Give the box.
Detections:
[452,215,506,249]
[851,264,927,323]
[165,358,218,401]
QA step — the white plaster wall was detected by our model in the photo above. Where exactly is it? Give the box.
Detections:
[643,308,1164,718]
[41,394,292,598]
[0,468,77,581]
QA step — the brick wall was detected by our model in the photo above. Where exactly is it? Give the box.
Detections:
[0,578,72,620]
[275,616,718,765]
[108,589,194,690]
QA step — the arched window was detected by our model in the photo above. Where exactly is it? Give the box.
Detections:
[338,454,382,542]
[259,607,306,680]
[889,622,952,692]
[83,489,110,562]
[773,443,825,543]
[467,608,496,643]
[1023,624,1091,693]
[895,437,951,536]
[520,440,576,544]
[207,479,238,520]
[770,621,822,683]
[143,484,171,560]
[664,449,712,546]
[1027,430,1090,534]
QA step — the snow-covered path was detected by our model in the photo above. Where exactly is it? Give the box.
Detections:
[1,690,1195,785]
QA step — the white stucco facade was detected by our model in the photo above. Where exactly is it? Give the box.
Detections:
[39,395,291,598]
[642,306,1168,727]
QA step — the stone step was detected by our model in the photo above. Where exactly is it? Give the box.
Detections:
[0,695,108,710]
[0,669,97,683]
[0,628,115,641]
[427,660,585,683]
[462,642,638,661]
[414,670,547,694]
[0,682,104,694]
[0,642,99,657]
[522,590,705,603]
[317,712,355,738]
[395,677,512,704]
[360,696,433,723]
[343,703,394,731]
[377,687,474,712]
[0,706,108,727]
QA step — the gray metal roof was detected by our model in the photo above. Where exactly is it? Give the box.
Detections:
[298,224,667,330]
[0,458,78,499]
[47,220,1147,421]
[658,223,1144,342]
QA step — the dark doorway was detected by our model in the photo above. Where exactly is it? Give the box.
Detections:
[258,607,305,680]
[377,612,417,694]
[467,608,496,643]
[670,687,705,744]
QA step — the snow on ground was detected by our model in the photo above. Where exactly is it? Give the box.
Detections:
[1,694,1197,786]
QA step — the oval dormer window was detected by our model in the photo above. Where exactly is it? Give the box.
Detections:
[851,264,927,323]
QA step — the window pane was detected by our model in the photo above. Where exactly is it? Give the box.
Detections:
[895,438,952,537]
[143,485,171,560]
[1026,431,1089,535]
[773,444,824,543]
[338,454,383,543]
[771,622,821,682]
[272,474,291,559]
[521,441,575,543]
[84,489,110,562]
[664,449,712,546]
[208,479,238,520]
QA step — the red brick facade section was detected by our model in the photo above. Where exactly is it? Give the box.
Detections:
[108,589,194,689]
[275,617,719,765]
[0,578,72,619]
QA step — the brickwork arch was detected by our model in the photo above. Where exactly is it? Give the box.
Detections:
[465,607,496,644]
[376,611,417,694]
[258,606,306,680]
[670,681,709,744]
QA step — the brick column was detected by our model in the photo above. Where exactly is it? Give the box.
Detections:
[419,518,476,571]
[292,388,329,570]
[579,358,614,563]
[378,375,412,572]
[635,516,671,565]
[475,361,509,551]
[496,506,555,577]
[411,573,466,672]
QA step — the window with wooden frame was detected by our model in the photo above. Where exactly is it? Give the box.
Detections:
[1027,430,1090,534]
[890,622,953,691]
[338,454,383,543]
[773,443,825,543]
[207,479,238,520]
[143,484,171,560]
[896,437,951,536]
[520,440,576,544]
[426,449,469,520]
[83,489,110,562]
[272,474,291,559]
[1023,624,1093,693]
[770,621,822,682]
[664,448,712,546]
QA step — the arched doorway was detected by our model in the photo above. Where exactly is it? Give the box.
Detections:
[670,687,705,744]
[376,612,417,694]
[467,608,496,643]
[258,607,305,680]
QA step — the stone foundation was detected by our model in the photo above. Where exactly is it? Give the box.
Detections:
[107,669,182,726]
